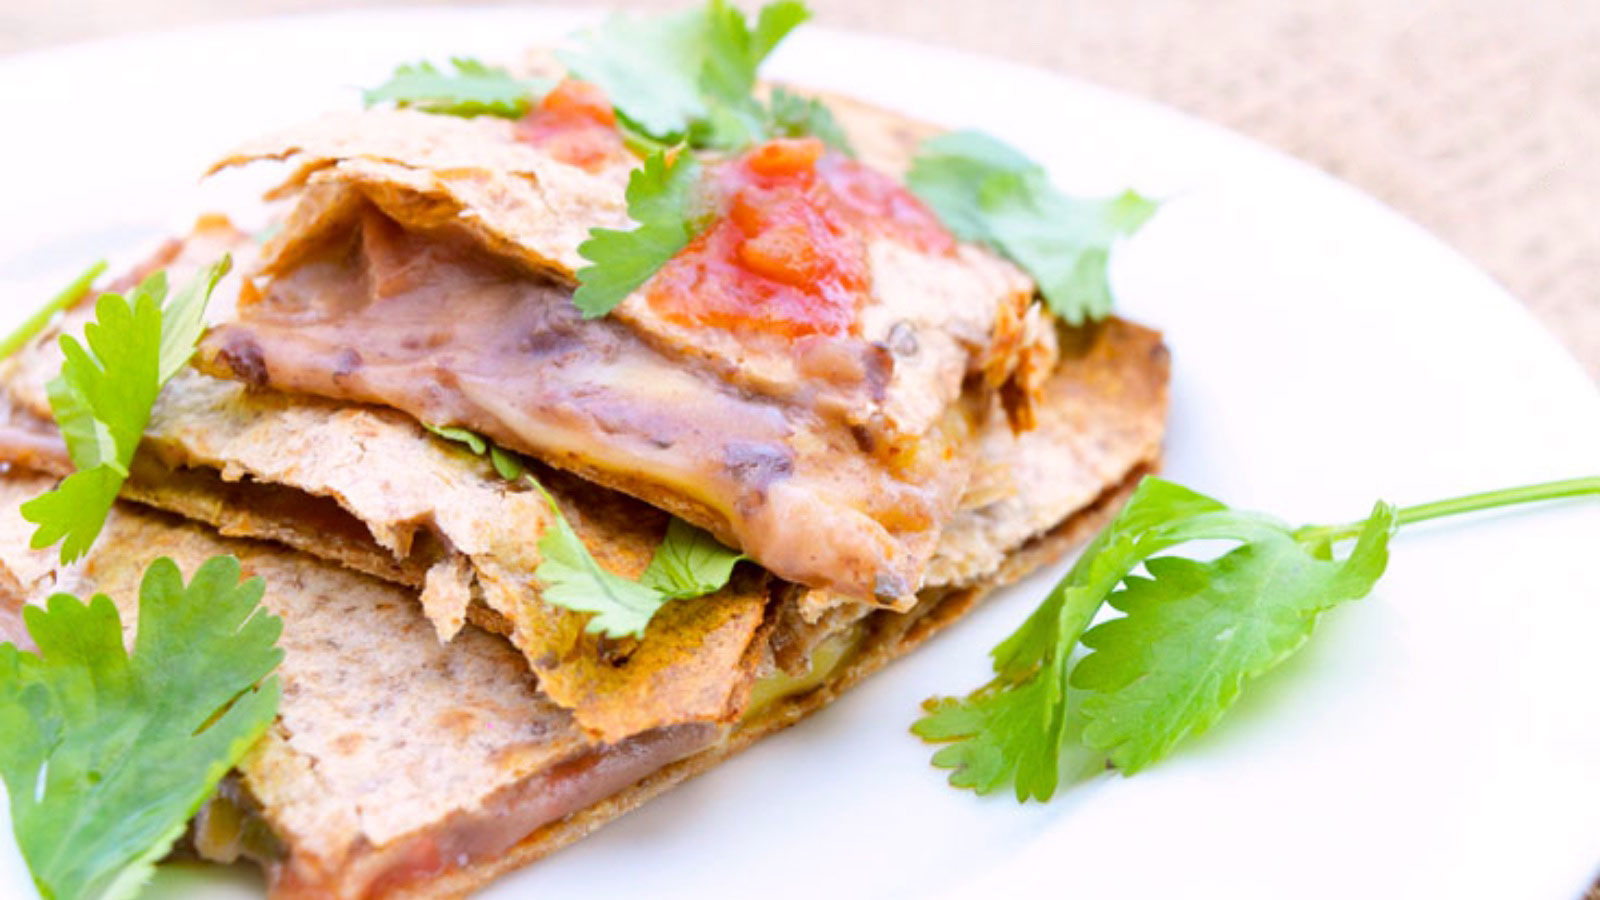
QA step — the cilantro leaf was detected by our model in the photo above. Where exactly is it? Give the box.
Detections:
[639,518,745,600]
[560,8,709,139]
[699,0,804,108]
[56,283,164,472]
[0,261,106,362]
[560,0,810,145]
[914,663,1068,800]
[424,422,527,481]
[689,98,770,152]
[423,422,488,456]
[0,555,282,900]
[157,261,230,383]
[767,87,853,155]
[488,446,525,481]
[573,149,703,317]
[920,472,1599,802]
[532,484,671,639]
[45,370,117,476]
[15,468,123,565]
[420,424,744,634]
[915,476,1396,800]
[1072,503,1395,772]
[906,130,1157,325]
[21,258,231,562]
[363,57,548,118]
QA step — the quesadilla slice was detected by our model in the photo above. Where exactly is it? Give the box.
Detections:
[0,250,1166,742]
[0,76,1169,747]
[194,88,1051,607]
[0,6,1174,895]
[0,437,1142,898]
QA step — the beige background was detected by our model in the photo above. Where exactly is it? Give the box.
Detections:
[2,0,1596,382]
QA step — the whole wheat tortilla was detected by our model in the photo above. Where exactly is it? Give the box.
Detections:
[0,315,1164,743]
[0,473,593,891]
[0,459,1144,899]
[0,73,1167,749]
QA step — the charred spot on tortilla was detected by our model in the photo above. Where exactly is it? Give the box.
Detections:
[215,332,270,387]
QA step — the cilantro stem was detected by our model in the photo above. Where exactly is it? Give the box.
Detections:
[0,260,107,360]
[1298,476,1600,545]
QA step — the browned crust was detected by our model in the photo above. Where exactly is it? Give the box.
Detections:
[391,464,1149,899]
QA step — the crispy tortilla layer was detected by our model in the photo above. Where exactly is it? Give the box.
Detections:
[198,206,979,605]
[0,209,1164,745]
[0,474,596,897]
[202,88,1045,605]
[0,282,1164,745]
[0,396,772,746]
[0,462,1144,899]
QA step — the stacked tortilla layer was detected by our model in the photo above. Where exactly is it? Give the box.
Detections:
[0,89,1168,898]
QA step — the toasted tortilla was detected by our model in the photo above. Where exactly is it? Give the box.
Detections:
[0,456,1143,899]
[0,473,598,895]
[0,303,1164,741]
[200,76,1048,606]
[926,320,1170,587]
[0,321,771,746]
[209,108,635,279]
[0,74,1166,750]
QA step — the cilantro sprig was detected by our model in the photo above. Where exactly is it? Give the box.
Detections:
[0,555,282,900]
[906,130,1156,325]
[422,423,745,636]
[533,483,745,638]
[362,58,550,118]
[639,517,748,599]
[423,421,525,480]
[573,148,705,317]
[19,259,231,563]
[916,474,1600,800]
[560,0,848,153]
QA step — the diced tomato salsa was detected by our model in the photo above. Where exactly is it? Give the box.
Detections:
[646,137,955,338]
[515,79,629,172]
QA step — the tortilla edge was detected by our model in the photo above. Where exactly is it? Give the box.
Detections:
[384,461,1151,899]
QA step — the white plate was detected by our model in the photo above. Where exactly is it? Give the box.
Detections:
[2,9,1598,899]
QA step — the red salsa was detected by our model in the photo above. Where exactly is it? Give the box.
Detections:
[515,79,630,173]
[645,137,955,338]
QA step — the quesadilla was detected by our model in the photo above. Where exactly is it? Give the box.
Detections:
[0,440,1148,898]
[198,104,1045,608]
[0,7,1169,896]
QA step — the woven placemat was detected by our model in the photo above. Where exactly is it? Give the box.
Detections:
[3,0,1595,380]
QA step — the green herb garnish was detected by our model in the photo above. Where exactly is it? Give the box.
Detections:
[0,555,282,900]
[906,130,1156,325]
[423,421,525,480]
[21,259,231,562]
[640,517,748,599]
[766,86,852,155]
[422,423,743,636]
[573,148,705,317]
[916,474,1600,800]
[362,58,550,118]
[0,262,107,362]
[533,484,744,638]
[560,0,809,145]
